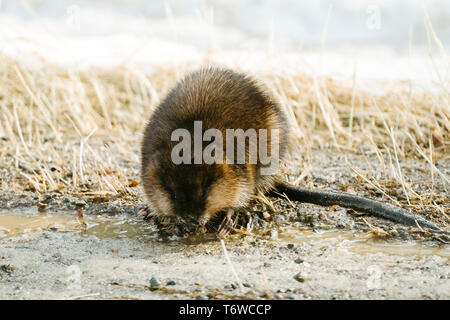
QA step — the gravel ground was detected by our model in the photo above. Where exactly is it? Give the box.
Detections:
[0,150,449,299]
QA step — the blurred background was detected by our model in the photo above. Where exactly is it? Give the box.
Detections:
[0,0,449,82]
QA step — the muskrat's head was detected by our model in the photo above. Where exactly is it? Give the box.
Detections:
[142,158,254,232]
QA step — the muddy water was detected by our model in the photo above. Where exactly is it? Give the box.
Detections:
[279,230,450,258]
[0,211,157,240]
[1,210,449,300]
[1,211,448,259]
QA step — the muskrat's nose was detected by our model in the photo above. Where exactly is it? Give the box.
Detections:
[179,215,201,230]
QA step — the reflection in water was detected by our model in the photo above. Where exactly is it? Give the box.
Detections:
[0,211,157,240]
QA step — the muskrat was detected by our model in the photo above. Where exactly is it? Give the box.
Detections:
[141,67,439,233]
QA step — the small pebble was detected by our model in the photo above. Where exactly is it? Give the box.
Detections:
[149,277,160,289]
[0,264,16,274]
[166,280,176,286]
[294,258,304,264]
[224,284,235,291]
[294,272,306,283]
[73,200,86,207]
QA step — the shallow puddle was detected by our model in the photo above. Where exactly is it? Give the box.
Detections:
[0,211,448,258]
[279,230,450,258]
[0,211,156,240]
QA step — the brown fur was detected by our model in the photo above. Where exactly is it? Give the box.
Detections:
[141,67,289,229]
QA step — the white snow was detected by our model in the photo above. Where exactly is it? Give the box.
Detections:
[0,0,448,86]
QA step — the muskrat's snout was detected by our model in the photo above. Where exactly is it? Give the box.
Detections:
[171,190,207,227]
[180,215,198,228]
[177,214,209,233]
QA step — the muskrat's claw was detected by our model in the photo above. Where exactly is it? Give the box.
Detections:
[138,206,156,220]
[218,212,236,236]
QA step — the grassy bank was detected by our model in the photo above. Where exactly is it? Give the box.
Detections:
[0,55,448,228]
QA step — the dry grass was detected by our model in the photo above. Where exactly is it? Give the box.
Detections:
[0,54,448,225]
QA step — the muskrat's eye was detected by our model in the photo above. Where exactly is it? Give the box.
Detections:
[167,189,176,200]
